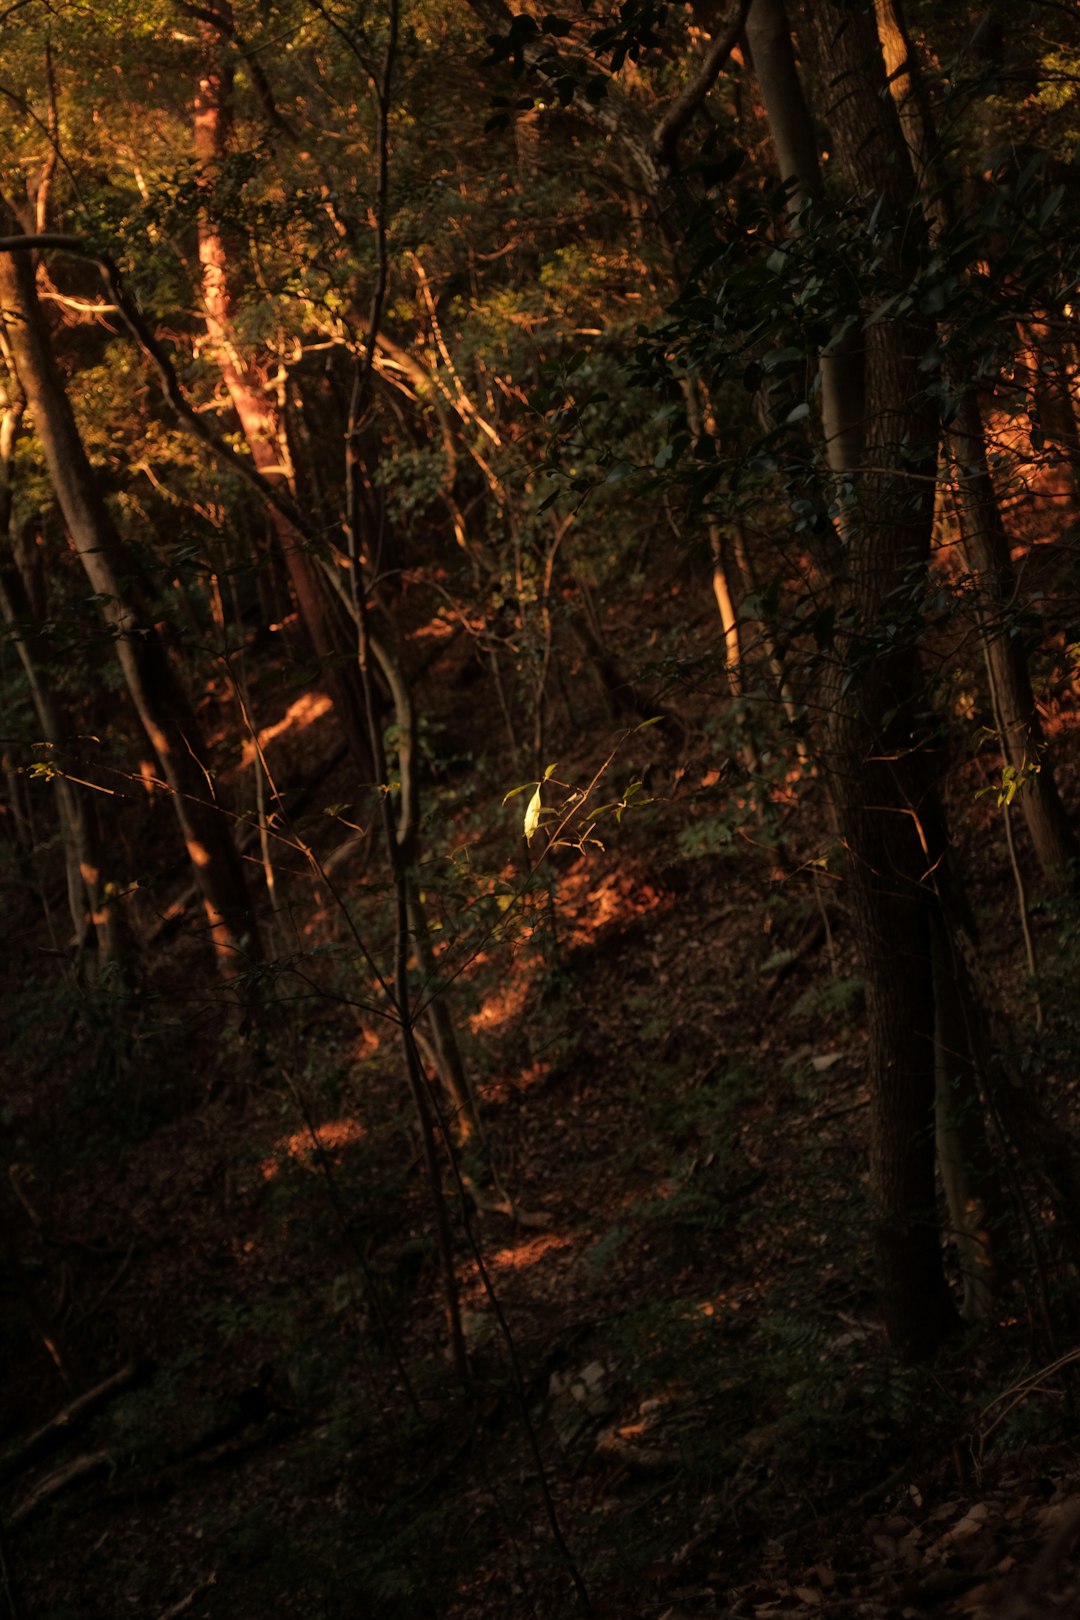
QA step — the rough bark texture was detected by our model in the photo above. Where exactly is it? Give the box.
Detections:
[790,0,957,1359]
[0,238,260,970]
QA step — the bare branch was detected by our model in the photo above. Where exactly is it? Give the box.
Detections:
[653,0,751,171]
[0,231,316,541]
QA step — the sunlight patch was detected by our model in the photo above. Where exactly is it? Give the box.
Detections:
[469,975,532,1032]
[260,1117,365,1181]
[490,1233,573,1270]
[240,691,333,765]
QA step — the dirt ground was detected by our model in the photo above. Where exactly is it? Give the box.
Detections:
[4,559,1080,1620]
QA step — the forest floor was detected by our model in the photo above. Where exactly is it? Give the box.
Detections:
[4,563,1080,1619]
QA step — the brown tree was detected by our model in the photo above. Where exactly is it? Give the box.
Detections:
[0,223,261,972]
[781,0,958,1357]
[873,0,1078,890]
[192,8,376,779]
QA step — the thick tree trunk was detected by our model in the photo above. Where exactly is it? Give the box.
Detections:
[194,21,374,779]
[0,239,260,971]
[789,0,958,1358]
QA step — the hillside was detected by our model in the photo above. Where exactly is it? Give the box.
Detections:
[2,0,1080,1614]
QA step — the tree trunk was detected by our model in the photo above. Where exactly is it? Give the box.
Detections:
[0,383,126,965]
[0,561,126,965]
[0,235,260,971]
[194,17,375,779]
[679,376,747,708]
[745,0,866,474]
[952,393,1078,881]
[789,0,958,1358]
[932,923,996,1321]
[874,0,1077,888]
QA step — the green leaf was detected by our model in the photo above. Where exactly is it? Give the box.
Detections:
[762,346,802,372]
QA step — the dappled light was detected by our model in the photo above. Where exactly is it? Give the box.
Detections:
[259,1118,367,1182]
[556,864,670,948]
[238,692,333,767]
[2,1,1080,1616]
[489,1233,574,1271]
[468,974,532,1032]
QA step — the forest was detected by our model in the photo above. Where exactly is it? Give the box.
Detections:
[1,0,1079,1614]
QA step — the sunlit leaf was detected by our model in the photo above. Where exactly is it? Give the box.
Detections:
[523,783,542,843]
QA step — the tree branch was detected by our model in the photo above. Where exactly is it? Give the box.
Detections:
[0,232,315,543]
[177,1,298,143]
[652,0,751,171]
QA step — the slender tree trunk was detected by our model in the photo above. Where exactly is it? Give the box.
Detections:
[679,377,747,704]
[193,19,375,779]
[0,563,126,964]
[952,394,1078,879]
[746,0,866,473]
[0,385,125,964]
[0,235,260,971]
[874,0,1077,887]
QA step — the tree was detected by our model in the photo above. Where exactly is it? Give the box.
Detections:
[777,0,957,1357]
[191,5,377,781]
[873,0,1078,891]
[0,223,261,973]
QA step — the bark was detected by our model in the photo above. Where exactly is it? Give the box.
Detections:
[1,747,31,849]
[932,923,996,1321]
[653,0,751,171]
[318,557,485,1148]
[194,16,375,779]
[789,0,958,1358]
[0,1359,150,1485]
[730,522,809,762]
[745,0,866,473]
[0,235,260,971]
